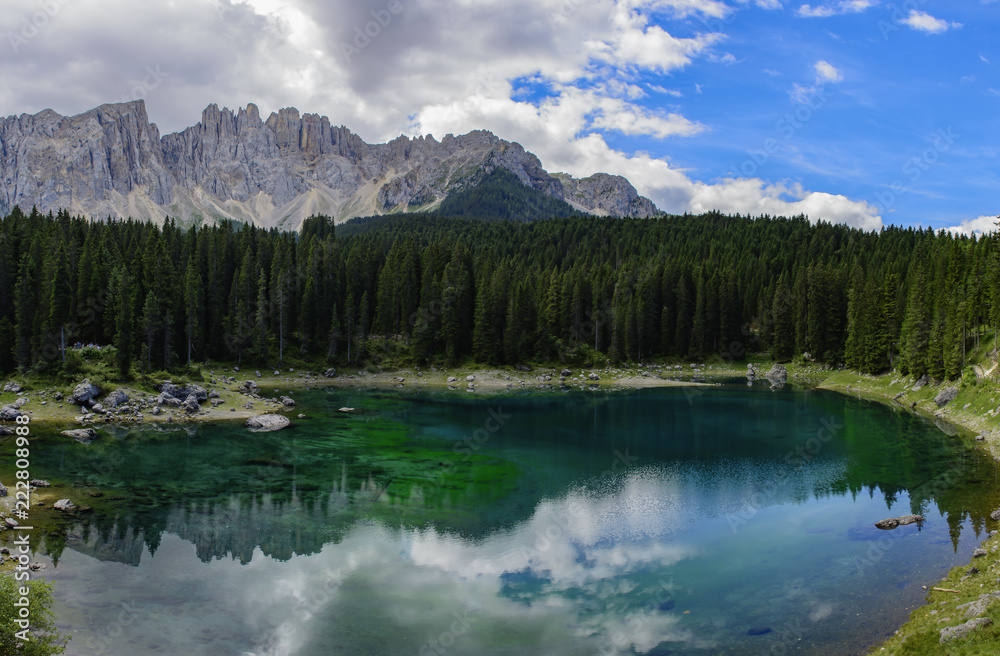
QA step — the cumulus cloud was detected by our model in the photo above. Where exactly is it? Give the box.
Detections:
[944,215,1000,236]
[901,10,961,34]
[0,0,880,229]
[814,60,843,83]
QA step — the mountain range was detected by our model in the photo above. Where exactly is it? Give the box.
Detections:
[0,100,660,229]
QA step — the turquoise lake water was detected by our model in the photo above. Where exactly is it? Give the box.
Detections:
[11,382,1000,655]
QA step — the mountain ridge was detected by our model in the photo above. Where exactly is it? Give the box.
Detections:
[0,100,660,228]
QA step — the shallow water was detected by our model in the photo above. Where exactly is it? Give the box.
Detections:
[8,383,1000,655]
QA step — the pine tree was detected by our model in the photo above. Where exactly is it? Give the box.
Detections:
[13,254,35,370]
[254,269,269,362]
[141,291,160,373]
[771,273,795,362]
[45,245,73,363]
[844,268,866,370]
[327,302,340,361]
[183,256,203,365]
[899,255,931,378]
[300,277,318,356]
[111,267,136,378]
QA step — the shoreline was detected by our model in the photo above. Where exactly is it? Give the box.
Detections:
[816,370,1000,653]
[1,364,720,429]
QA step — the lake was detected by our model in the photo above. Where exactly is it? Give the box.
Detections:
[13,382,1000,655]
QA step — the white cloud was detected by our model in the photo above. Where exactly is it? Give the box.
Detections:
[901,10,961,34]
[789,59,843,103]
[814,60,843,83]
[796,0,877,18]
[944,215,1000,236]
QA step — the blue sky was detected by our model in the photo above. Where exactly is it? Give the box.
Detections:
[0,0,996,231]
[637,1,999,232]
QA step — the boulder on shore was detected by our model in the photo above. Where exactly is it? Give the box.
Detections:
[72,379,102,403]
[0,481,6,497]
[105,389,129,408]
[156,393,182,408]
[280,396,296,407]
[934,386,959,408]
[3,381,23,393]
[246,414,291,432]
[323,368,337,378]
[0,405,24,421]
[183,395,201,414]
[160,382,208,402]
[940,618,992,644]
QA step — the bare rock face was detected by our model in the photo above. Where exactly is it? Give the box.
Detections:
[555,172,659,218]
[0,101,660,226]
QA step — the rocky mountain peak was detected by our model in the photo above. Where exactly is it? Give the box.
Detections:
[0,101,661,227]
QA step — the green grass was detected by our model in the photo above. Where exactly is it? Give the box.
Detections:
[876,530,1000,654]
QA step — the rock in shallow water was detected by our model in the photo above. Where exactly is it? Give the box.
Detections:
[60,428,98,444]
[245,414,291,431]
[764,364,787,386]
[875,514,924,530]
[747,627,772,636]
